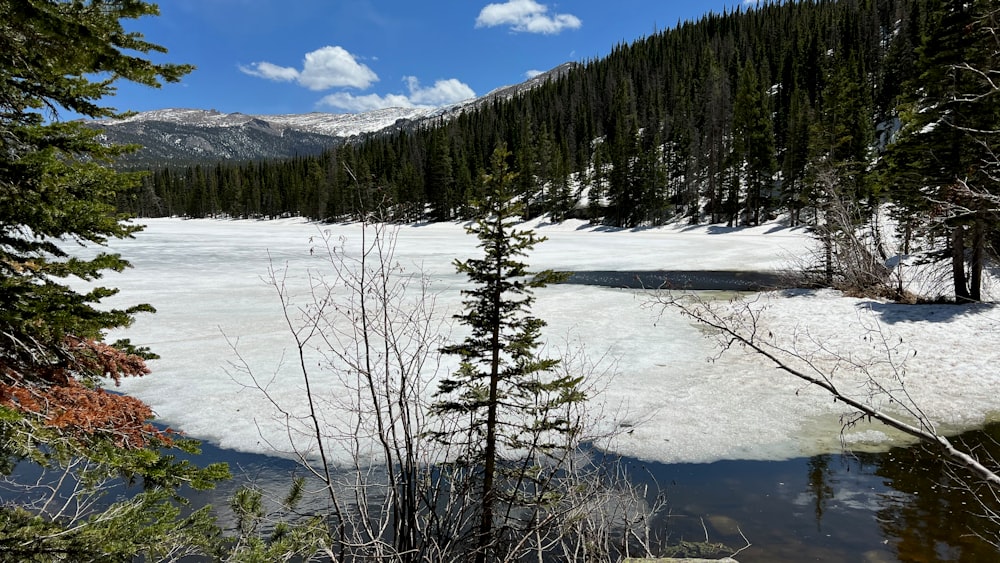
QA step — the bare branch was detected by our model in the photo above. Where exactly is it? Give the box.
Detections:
[657,292,1000,490]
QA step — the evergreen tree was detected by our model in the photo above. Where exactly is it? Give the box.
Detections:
[0,1,229,558]
[548,150,579,221]
[426,129,456,221]
[433,145,584,562]
[812,53,875,201]
[732,60,778,226]
[606,77,642,227]
[884,0,1000,301]
[781,87,814,225]
[699,54,734,224]
[634,127,669,224]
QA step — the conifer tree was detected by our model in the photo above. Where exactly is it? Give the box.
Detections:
[606,78,642,227]
[732,60,778,226]
[884,0,1000,301]
[426,129,456,221]
[781,87,814,225]
[433,145,584,562]
[698,54,734,224]
[0,1,229,558]
[812,53,875,201]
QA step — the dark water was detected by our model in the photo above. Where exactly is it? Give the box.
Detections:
[626,423,1000,562]
[561,270,793,291]
[6,425,997,560]
[552,270,1000,560]
[166,424,1000,562]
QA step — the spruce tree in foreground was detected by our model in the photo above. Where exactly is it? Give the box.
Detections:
[0,1,230,559]
[433,145,585,562]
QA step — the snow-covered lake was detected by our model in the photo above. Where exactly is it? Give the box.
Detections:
[90,218,1000,465]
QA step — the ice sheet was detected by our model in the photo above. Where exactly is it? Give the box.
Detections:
[86,218,1000,464]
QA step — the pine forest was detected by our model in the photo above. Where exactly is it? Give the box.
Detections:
[122,0,991,241]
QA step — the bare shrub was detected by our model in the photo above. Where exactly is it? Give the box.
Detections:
[224,210,670,561]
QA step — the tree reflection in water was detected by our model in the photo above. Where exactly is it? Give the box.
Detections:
[620,426,1000,561]
[872,422,1000,562]
[807,454,835,533]
[107,424,1000,561]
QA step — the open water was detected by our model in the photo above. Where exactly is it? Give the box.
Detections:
[171,423,1000,562]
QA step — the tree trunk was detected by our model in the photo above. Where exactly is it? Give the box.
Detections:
[824,228,834,287]
[951,226,972,303]
[970,218,984,302]
[476,216,504,563]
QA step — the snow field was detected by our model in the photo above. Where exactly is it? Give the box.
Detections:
[91,218,998,464]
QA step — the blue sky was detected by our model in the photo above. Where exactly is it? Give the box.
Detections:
[113,1,747,116]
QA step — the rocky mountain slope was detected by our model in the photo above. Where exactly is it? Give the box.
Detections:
[91,107,432,166]
[91,63,578,167]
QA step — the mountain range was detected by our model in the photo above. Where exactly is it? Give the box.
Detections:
[91,63,578,167]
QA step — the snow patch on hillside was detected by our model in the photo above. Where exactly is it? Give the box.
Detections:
[98,107,435,138]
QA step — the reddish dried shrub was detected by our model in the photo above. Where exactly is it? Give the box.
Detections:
[0,336,171,448]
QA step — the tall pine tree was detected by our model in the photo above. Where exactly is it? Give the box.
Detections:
[433,145,585,562]
[732,60,778,226]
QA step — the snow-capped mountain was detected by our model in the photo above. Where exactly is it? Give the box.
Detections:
[99,106,435,138]
[89,63,578,167]
[424,62,579,121]
[91,107,434,166]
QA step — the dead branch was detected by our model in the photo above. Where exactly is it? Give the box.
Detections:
[657,292,1000,489]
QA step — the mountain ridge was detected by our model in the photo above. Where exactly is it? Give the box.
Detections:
[96,106,436,138]
[91,63,578,166]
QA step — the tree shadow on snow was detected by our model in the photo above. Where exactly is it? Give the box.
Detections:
[859,300,997,324]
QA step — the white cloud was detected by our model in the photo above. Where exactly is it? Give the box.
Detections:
[405,77,475,105]
[318,92,418,113]
[239,61,299,83]
[318,76,476,112]
[240,46,378,90]
[525,69,543,79]
[299,46,378,90]
[475,0,581,34]
[245,47,475,113]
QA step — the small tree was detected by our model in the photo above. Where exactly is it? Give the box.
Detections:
[432,144,586,562]
[253,216,448,560]
[804,162,897,299]
[234,176,670,561]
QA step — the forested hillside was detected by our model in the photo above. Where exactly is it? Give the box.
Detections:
[123,0,996,269]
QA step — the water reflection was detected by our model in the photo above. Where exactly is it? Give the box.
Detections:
[807,454,835,533]
[628,454,893,561]
[187,427,1000,562]
[8,425,999,561]
[178,430,1000,561]
[623,425,1000,562]
[873,422,1000,562]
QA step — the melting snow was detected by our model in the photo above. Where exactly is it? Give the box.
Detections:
[88,218,1000,465]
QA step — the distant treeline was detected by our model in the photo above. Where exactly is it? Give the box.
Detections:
[118,0,943,228]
